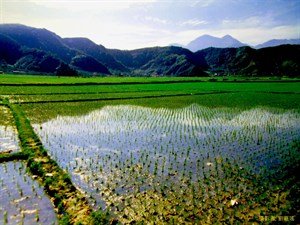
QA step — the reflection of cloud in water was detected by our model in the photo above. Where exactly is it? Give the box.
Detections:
[0,126,20,152]
[229,108,299,128]
[36,105,300,160]
[33,104,300,208]
[0,162,58,224]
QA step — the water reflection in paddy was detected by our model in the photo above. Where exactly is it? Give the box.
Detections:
[0,126,20,153]
[33,104,300,209]
[0,161,58,225]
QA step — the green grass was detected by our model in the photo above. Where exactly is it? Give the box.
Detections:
[21,92,300,124]
[1,74,299,84]
[0,105,15,126]
[1,76,299,105]
[1,74,300,123]
[0,74,205,84]
[1,74,298,123]
[1,77,299,94]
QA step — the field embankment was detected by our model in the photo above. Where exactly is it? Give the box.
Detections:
[1,99,93,224]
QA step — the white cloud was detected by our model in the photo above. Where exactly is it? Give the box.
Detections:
[144,16,168,25]
[27,0,158,12]
[217,15,299,45]
[2,0,299,49]
[180,19,208,26]
[189,0,216,7]
[221,15,277,29]
[80,22,173,49]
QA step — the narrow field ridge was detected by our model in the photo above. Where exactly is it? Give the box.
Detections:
[4,100,93,224]
[13,91,237,104]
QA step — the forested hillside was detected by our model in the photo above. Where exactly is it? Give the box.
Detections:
[0,24,299,77]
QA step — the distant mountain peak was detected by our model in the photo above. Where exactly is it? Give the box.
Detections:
[186,34,247,52]
[222,34,233,38]
[222,35,236,40]
[255,38,300,49]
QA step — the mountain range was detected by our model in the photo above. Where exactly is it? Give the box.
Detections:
[254,39,300,49]
[0,24,299,77]
[186,34,247,52]
[185,34,300,52]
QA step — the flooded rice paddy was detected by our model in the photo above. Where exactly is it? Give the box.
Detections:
[0,105,20,153]
[32,104,300,219]
[0,161,58,225]
[0,126,20,154]
[0,105,58,224]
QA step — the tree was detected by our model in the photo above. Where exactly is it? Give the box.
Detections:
[56,62,78,77]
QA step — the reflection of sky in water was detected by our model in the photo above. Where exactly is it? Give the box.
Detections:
[35,105,300,169]
[33,104,300,207]
[0,126,20,153]
[0,162,58,225]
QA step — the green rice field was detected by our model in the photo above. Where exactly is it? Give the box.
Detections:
[0,74,299,224]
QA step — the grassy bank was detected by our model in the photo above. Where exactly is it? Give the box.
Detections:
[3,100,93,224]
[1,75,299,123]
[0,74,299,85]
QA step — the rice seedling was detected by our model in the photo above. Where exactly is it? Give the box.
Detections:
[0,161,58,225]
[0,106,15,127]
[0,125,20,154]
[31,103,300,223]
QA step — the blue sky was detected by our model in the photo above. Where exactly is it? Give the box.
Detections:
[1,0,299,49]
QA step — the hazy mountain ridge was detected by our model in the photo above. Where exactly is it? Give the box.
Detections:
[186,34,300,51]
[255,38,300,49]
[186,34,247,52]
[0,24,299,77]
